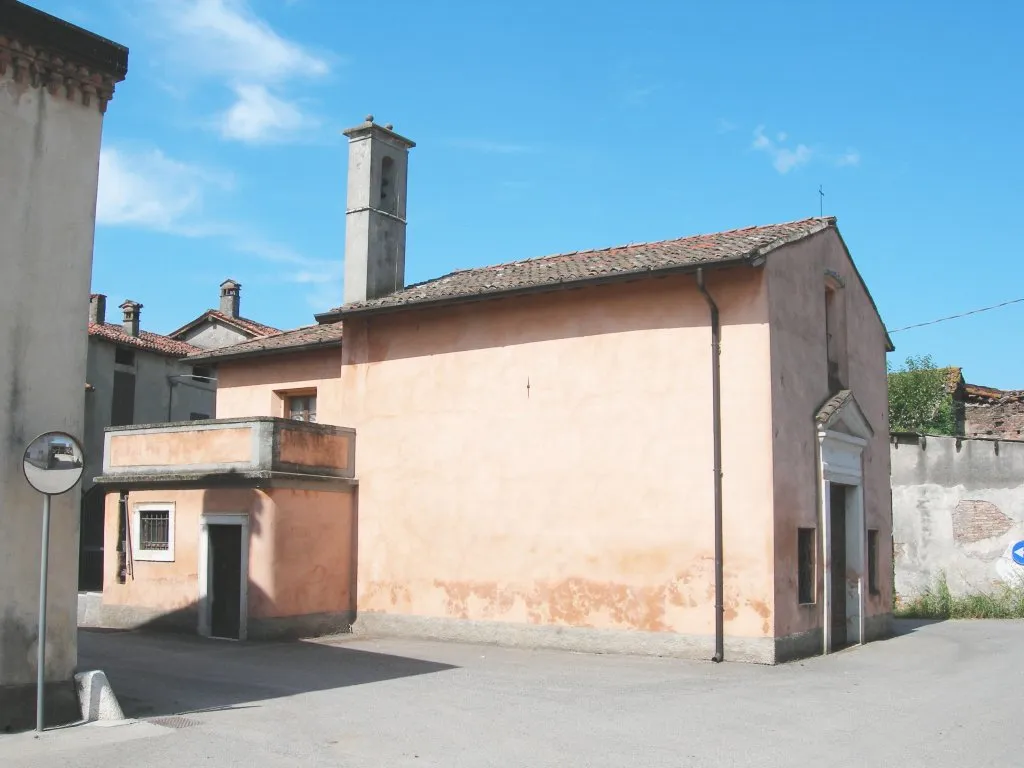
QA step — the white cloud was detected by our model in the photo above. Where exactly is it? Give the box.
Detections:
[97,147,232,230]
[751,125,814,174]
[749,126,861,174]
[147,0,331,145]
[773,145,813,174]
[219,84,319,144]
[160,0,328,82]
[836,150,861,167]
[97,145,336,291]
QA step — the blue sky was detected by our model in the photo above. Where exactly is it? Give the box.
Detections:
[30,0,1024,386]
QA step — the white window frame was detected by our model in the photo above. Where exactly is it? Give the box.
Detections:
[132,502,175,562]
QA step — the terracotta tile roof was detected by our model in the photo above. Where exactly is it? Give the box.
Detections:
[185,322,344,364]
[816,390,854,426]
[322,217,836,318]
[168,310,281,340]
[963,383,1024,404]
[88,322,201,357]
[815,389,874,436]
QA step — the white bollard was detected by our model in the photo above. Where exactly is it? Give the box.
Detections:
[75,670,125,723]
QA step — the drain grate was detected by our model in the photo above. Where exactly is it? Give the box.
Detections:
[149,715,200,730]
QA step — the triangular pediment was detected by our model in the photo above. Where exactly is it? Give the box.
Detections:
[815,390,873,440]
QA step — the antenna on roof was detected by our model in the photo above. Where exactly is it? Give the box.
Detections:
[818,184,825,218]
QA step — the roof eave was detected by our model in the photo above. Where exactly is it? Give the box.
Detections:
[167,311,214,339]
[317,255,760,323]
[827,227,895,352]
[184,339,343,365]
[88,330,196,358]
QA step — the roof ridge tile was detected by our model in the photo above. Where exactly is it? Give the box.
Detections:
[327,217,836,316]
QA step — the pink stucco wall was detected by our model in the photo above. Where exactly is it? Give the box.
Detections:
[247,488,355,619]
[340,272,779,640]
[108,427,252,467]
[216,348,343,423]
[766,229,892,638]
[102,489,209,613]
[102,486,354,622]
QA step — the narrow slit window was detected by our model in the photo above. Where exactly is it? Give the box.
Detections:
[868,529,880,595]
[798,528,816,604]
[379,156,397,214]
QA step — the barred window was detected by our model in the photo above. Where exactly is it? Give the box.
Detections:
[139,510,170,550]
[133,504,175,562]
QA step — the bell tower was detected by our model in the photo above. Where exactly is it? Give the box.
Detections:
[342,115,416,304]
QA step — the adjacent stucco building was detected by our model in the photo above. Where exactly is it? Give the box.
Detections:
[100,117,895,663]
[167,279,280,351]
[86,417,357,640]
[80,296,211,591]
[80,282,278,592]
[0,0,127,730]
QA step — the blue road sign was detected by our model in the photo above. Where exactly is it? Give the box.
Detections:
[1013,542,1024,566]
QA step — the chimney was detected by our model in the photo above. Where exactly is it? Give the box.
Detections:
[342,114,416,304]
[89,294,106,325]
[220,279,241,318]
[119,300,142,337]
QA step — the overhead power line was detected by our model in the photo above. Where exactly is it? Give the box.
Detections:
[888,297,1024,334]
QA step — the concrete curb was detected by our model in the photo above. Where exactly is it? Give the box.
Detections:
[75,670,125,723]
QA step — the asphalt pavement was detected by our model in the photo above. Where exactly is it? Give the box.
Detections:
[1,619,1021,767]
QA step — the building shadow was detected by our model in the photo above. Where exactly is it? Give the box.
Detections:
[891,617,946,635]
[78,625,456,719]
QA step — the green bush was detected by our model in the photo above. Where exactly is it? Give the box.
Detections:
[896,572,1024,619]
[887,354,957,436]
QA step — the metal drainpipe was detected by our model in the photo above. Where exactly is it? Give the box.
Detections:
[696,268,725,663]
[117,491,129,584]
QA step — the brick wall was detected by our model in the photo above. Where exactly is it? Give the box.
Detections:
[951,499,1014,544]
[965,399,1024,439]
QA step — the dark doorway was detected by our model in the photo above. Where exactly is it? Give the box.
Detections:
[209,524,242,639]
[78,487,105,591]
[829,483,848,649]
[111,370,136,426]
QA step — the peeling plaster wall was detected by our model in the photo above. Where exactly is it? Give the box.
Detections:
[891,434,1024,597]
[340,272,778,654]
[0,64,106,692]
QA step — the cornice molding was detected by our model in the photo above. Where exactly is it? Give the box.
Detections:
[0,33,121,113]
